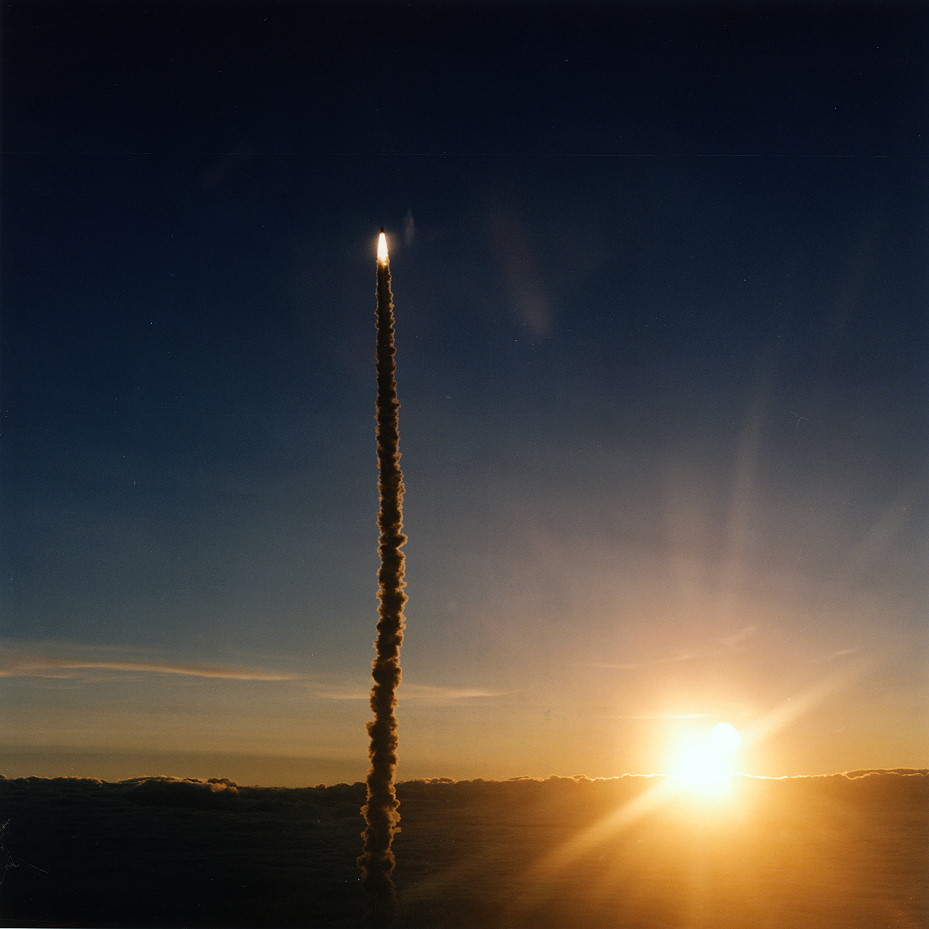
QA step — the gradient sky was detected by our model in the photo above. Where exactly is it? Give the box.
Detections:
[2,0,927,785]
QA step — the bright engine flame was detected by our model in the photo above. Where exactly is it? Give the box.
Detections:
[377,231,389,264]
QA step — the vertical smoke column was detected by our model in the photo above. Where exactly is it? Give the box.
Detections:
[358,229,406,927]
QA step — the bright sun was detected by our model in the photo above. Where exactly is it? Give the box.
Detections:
[669,722,742,797]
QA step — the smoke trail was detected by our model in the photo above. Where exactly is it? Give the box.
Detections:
[358,230,406,927]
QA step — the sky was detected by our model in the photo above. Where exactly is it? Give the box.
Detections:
[1,0,927,786]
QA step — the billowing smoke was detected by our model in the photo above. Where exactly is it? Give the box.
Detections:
[357,230,407,927]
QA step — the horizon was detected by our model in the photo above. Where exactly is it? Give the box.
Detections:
[3,747,926,790]
[6,767,929,784]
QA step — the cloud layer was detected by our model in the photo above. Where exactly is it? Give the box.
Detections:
[0,772,925,928]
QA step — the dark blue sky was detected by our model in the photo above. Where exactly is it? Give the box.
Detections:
[1,1,926,783]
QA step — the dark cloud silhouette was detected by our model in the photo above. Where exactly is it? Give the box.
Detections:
[0,775,368,927]
[124,775,239,807]
[0,773,925,928]
[358,234,407,926]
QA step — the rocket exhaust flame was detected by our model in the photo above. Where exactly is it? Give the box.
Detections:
[358,229,406,927]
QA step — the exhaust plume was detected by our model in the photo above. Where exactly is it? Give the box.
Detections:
[358,229,407,926]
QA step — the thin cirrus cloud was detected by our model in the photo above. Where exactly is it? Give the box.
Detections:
[0,653,299,682]
[586,652,699,672]
[587,625,762,672]
[0,644,502,704]
[316,681,501,705]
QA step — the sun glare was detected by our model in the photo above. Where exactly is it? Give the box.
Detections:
[669,722,741,797]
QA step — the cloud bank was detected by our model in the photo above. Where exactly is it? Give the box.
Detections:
[0,772,924,928]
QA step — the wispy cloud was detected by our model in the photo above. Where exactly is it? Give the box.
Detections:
[586,652,698,671]
[0,642,503,703]
[317,681,501,705]
[0,655,299,681]
[719,625,758,649]
[588,626,761,672]
[403,683,501,705]
[816,646,864,664]
[0,642,299,682]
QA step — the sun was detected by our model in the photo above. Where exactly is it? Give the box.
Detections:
[668,722,741,797]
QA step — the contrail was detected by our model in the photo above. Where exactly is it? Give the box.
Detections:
[358,229,407,927]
